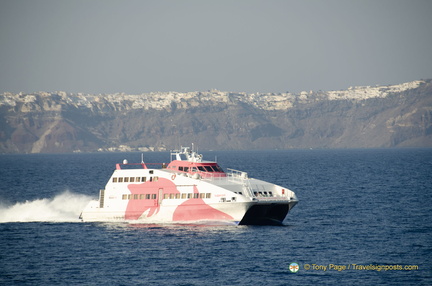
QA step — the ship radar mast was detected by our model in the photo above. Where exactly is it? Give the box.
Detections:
[171,145,203,162]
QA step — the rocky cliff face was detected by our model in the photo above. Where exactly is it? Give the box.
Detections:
[1,80,431,153]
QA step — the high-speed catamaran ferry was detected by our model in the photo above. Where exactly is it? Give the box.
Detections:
[80,147,298,225]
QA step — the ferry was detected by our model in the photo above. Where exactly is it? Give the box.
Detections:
[80,147,298,225]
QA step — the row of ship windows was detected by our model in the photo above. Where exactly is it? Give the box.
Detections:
[113,176,159,183]
[232,191,273,197]
[254,191,273,197]
[167,165,223,173]
[122,193,212,200]
[122,194,157,200]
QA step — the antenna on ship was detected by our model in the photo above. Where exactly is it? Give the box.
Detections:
[141,153,144,164]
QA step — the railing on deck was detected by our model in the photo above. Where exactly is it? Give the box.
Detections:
[116,162,167,170]
[202,168,255,197]
[200,168,246,182]
[202,168,292,200]
[226,168,249,181]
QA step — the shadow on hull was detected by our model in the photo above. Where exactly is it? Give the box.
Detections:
[239,204,290,226]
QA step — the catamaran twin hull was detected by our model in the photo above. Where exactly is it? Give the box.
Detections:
[80,148,298,225]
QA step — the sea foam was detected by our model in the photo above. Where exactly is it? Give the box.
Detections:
[0,191,92,223]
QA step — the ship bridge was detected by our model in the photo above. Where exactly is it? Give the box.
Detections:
[167,147,226,178]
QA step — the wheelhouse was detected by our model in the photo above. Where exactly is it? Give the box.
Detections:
[166,161,226,178]
[167,147,226,178]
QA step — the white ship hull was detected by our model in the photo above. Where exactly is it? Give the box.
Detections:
[80,148,298,225]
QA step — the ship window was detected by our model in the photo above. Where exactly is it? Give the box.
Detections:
[187,193,192,199]
[175,193,181,199]
[136,177,141,182]
[206,193,211,198]
[149,177,152,182]
[122,194,127,200]
[204,166,214,172]
[146,194,150,199]
[164,194,169,199]
[130,177,135,182]
[193,193,199,199]
[119,177,123,183]
[191,167,197,172]
[124,177,129,183]
[140,194,145,199]
[181,193,187,199]
[184,167,189,172]
[154,176,158,182]
[269,192,273,196]
[151,194,156,199]
[169,193,175,199]
[133,194,138,200]
[113,177,118,183]
[128,194,131,200]
[199,193,205,198]
[149,170,154,174]
[179,167,184,171]
[214,166,224,172]
[198,166,206,172]
[141,177,146,182]
[238,192,243,195]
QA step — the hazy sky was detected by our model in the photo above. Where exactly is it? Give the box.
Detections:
[1,0,431,94]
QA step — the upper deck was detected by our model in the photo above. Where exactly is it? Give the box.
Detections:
[166,147,226,178]
[110,146,296,201]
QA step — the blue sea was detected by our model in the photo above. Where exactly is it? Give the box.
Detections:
[1,149,431,285]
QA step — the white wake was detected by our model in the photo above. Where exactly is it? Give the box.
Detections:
[0,191,92,223]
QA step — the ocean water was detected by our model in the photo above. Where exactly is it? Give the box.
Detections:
[0,149,431,285]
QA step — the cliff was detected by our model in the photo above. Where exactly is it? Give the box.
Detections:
[1,79,431,153]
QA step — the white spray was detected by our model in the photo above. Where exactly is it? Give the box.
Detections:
[0,191,92,223]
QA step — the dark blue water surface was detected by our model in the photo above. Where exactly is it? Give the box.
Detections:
[1,149,431,285]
